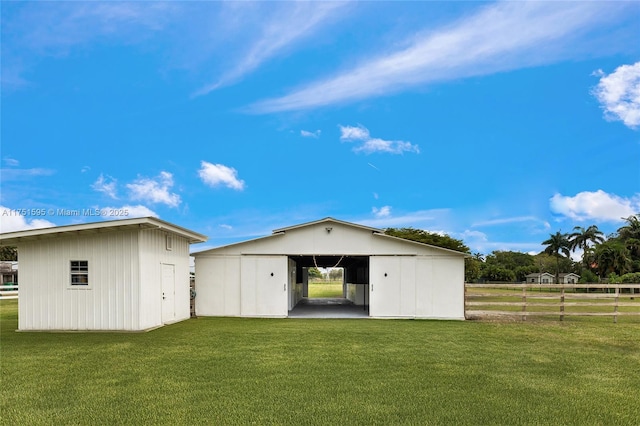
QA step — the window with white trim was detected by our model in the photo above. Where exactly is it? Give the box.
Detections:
[166,235,173,251]
[70,260,89,286]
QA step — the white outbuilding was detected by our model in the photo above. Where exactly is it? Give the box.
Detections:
[0,217,207,331]
[193,218,466,319]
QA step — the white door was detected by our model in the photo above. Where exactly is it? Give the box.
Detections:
[369,256,416,317]
[161,263,176,323]
[370,256,400,317]
[240,256,288,316]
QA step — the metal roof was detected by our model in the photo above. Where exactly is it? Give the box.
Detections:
[0,217,207,245]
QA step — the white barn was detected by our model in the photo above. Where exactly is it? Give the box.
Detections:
[0,217,206,331]
[193,218,466,320]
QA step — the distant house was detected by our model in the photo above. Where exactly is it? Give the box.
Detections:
[0,217,206,331]
[525,272,580,284]
[0,261,18,285]
[559,273,580,284]
[526,272,555,284]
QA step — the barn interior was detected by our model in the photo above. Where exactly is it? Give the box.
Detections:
[287,255,370,318]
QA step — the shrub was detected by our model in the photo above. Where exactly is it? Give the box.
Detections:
[578,270,599,284]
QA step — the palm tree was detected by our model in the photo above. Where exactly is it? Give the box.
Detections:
[542,231,571,284]
[594,240,631,277]
[618,214,640,241]
[569,225,605,268]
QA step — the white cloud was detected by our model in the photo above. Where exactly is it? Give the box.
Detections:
[339,124,419,155]
[198,161,245,191]
[356,138,420,155]
[0,206,55,233]
[372,206,391,218]
[81,166,91,173]
[473,216,550,228]
[99,204,158,219]
[0,168,55,181]
[193,2,347,96]
[461,229,488,242]
[126,171,181,207]
[550,190,640,222]
[300,129,321,138]
[339,125,370,141]
[358,209,448,228]
[249,2,632,113]
[219,224,233,230]
[593,61,640,129]
[91,174,118,199]
[3,158,19,167]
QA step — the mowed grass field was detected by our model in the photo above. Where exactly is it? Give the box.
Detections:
[307,280,344,298]
[1,299,640,425]
[465,286,640,323]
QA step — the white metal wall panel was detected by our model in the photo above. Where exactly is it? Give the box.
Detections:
[399,257,416,317]
[17,230,140,331]
[288,258,297,310]
[194,255,241,316]
[415,257,434,317]
[240,255,287,317]
[197,221,442,257]
[430,257,465,319]
[138,229,191,328]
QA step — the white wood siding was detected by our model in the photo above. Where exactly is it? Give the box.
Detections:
[17,230,140,331]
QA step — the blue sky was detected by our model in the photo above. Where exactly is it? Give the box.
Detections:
[1,1,639,255]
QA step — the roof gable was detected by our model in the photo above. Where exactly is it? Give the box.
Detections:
[273,217,381,234]
[193,217,466,257]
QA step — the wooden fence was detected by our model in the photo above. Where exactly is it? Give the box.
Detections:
[465,283,640,323]
[0,284,18,300]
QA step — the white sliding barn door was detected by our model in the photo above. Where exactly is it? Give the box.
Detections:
[240,255,288,317]
[370,256,416,318]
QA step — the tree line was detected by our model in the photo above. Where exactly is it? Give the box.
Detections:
[2,214,638,284]
[386,214,640,284]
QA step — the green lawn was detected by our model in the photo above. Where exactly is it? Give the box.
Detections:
[1,298,639,425]
[307,280,344,298]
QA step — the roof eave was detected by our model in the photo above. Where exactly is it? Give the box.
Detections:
[0,217,207,245]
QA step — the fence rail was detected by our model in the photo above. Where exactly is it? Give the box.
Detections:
[465,283,640,323]
[0,284,18,300]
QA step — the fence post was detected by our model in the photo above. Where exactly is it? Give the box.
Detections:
[614,286,619,324]
[522,285,527,322]
[560,286,565,322]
